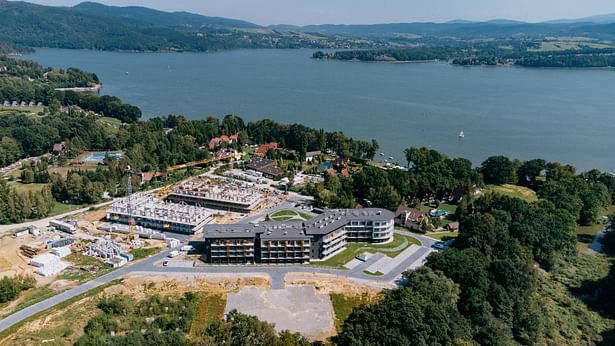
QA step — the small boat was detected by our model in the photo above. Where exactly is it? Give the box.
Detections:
[380,153,385,156]
[389,156,394,160]
[458,131,465,139]
[125,72,129,75]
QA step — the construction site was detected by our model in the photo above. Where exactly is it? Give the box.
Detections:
[166,176,269,213]
[106,193,215,234]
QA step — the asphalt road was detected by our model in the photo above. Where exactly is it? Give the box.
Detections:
[0,249,172,333]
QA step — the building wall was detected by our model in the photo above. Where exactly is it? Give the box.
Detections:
[107,212,206,234]
[201,211,395,264]
[204,237,256,264]
[259,239,311,264]
[166,194,256,214]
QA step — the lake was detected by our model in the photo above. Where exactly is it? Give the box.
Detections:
[26,48,615,171]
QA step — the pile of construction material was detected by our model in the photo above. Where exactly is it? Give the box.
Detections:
[167,238,180,248]
[51,247,71,258]
[30,253,69,277]
[20,245,43,258]
[98,223,167,240]
[85,239,123,260]
[85,239,133,268]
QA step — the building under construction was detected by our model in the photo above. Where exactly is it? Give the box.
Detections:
[166,177,266,213]
[107,193,214,234]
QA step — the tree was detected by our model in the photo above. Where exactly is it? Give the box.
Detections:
[602,215,615,256]
[481,156,515,184]
[334,268,472,346]
[368,185,401,211]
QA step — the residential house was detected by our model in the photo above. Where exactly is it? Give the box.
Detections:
[245,157,284,179]
[209,133,240,150]
[394,205,425,230]
[52,141,67,154]
[305,150,322,163]
[256,142,280,156]
[445,221,460,232]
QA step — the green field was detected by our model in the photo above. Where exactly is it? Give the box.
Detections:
[58,253,110,284]
[426,231,459,241]
[50,202,83,215]
[485,184,538,202]
[529,40,615,52]
[131,247,161,260]
[311,234,420,268]
[96,116,122,134]
[330,293,373,331]
[268,209,314,222]
[7,181,49,194]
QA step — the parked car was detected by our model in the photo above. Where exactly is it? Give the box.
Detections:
[162,260,169,267]
[432,241,446,250]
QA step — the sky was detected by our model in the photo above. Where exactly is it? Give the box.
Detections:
[26,0,615,26]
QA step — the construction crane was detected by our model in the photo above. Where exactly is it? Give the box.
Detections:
[125,165,136,241]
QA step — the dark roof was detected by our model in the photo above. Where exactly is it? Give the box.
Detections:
[203,224,262,239]
[395,205,424,220]
[304,208,394,235]
[259,166,284,177]
[245,158,277,170]
[204,208,394,239]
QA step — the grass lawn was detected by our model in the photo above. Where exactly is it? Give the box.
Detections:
[7,181,49,194]
[268,209,313,222]
[59,253,110,284]
[96,116,122,134]
[485,184,538,203]
[50,202,84,215]
[426,231,459,241]
[311,234,420,268]
[330,293,373,331]
[48,165,104,178]
[132,247,161,260]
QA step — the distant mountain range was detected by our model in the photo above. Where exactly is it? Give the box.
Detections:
[0,1,370,52]
[1,1,615,52]
[72,1,261,29]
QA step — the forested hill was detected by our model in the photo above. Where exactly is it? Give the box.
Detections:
[0,1,371,52]
[72,2,261,30]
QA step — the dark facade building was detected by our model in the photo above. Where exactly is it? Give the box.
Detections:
[200,208,394,264]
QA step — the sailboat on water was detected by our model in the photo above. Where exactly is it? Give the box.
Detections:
[458,131,465,139]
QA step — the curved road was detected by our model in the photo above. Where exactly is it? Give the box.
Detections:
[0,230,437,334]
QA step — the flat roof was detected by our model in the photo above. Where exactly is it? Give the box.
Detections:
[203,208,394,240]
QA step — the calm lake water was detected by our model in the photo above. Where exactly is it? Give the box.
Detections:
[26,48,615,171]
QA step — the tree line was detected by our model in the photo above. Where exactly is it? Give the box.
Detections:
[315,40,615,68]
